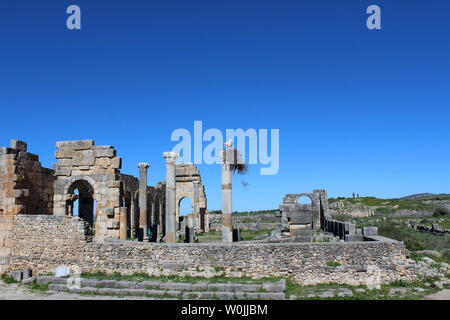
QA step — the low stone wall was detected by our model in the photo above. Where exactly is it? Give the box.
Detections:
[6,215,418,286]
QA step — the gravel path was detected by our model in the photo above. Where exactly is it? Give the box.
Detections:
[424,289,450,300]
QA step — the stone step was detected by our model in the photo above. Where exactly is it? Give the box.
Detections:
[37,276,286,293]
[46,284,286,300]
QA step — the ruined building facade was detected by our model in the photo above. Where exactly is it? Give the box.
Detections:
[0,139,208,247]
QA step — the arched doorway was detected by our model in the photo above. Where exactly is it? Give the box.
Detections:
[178,197,193,230]
[297,194,313,228]
[66,180,96,236]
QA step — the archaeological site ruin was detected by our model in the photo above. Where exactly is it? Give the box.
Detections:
[0,139,421,286]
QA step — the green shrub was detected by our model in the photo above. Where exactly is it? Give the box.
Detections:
[433,208,449,217]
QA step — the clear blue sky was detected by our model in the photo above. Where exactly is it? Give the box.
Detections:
[1,1,449,212]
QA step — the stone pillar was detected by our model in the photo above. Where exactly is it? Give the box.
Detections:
[221,155,233,243]
[163,152,178,243]
[138,163,150,241]
[119,207,127,240]
[130,197,135,239]
[193,180,200,232]
[157,199,163,241]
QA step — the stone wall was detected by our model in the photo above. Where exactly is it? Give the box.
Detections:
[6,215,418,286]
[175,164,208,231]
[0,140,54,216]
[53,140,124,241]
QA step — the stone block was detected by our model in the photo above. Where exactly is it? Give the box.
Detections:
[121,288,146,296]
[0,147,16,155]
[10,140,27,152]
[190,282,209,291]
[51,277,69,285]
[56,140,94,150]
[295,236,312,242]
[255,292,285,300]
[291,229,312,237]
[81,287,98,294]
[94,147,115,158]
[8,270,22,282]
[80,278,99,287]
[98,288,122,295]
[111,157,122,169]
[48,284,69,291]
[36,276,54,284]
[160,282,192,291]
[345,234,364,242]
[135,280,161,289]
[362,227,378,236]
[55,149,75,159]
[21,277,36,285]
[145,289,166,296]
[165,290,182,297]
[98,280,116,288]
[213,292,235,299]
[262,279,285,292]
[72,155,95,166]
[114,280,137,289]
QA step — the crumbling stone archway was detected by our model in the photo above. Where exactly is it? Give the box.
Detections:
[66,179,96,235]
[53,140,124,241]
[175,164,208,232]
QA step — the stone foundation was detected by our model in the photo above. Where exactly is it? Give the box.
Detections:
[5,215,418,285]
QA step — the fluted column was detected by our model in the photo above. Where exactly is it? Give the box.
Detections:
[138,162,150,241]
[163,152,178,243]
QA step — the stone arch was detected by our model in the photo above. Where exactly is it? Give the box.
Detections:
[294,193,313,204]
[63,175,99,198]
[178,196,193,218]
[65,179,96,236]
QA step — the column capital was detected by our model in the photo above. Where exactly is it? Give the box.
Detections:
[163,151,179,163]
[192,180,200,185]
[138,162,150,169]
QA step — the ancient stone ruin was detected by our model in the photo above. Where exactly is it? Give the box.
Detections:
[277,190,381,242]
[0,139,210,245]
[0,139,420,287]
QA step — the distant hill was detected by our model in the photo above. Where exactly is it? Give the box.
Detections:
[399,193,450,201]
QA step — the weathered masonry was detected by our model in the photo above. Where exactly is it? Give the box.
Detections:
[278,190,329,242]
[175,164,208,233]
[5,215,418,286]
[0,139,209,248]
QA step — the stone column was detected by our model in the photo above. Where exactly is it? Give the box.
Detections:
[192,180,200,232]
[157,199,163,241]
[221,150,233,242]
[119,207,127,240]
[163,152,178,243]
[138,163,150,241]
[130,197,135,238]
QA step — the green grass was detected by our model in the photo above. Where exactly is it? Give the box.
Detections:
[240,228,275,241]
[29,279,49,291]
[286,277,441,300]
[328,196,441,215]
[196,228,275,242]
[376,222,450,254]
[79,271,283,284]
[326,261,341,267]
[0,274,19,284]
[232,210,278,217]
